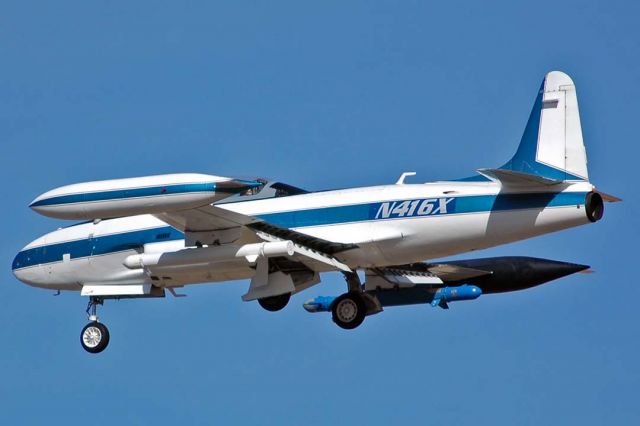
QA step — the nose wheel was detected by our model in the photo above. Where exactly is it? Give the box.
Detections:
[81,297,110,354]
[80,321,110,353]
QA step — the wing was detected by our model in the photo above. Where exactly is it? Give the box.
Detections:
[155,202,356,272]
[152,188,359,300]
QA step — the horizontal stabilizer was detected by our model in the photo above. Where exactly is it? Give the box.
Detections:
[477,168,566,188]
[597,191,622,203]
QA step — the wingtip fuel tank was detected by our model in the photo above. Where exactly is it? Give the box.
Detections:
[443,257,590,294]
[29,173,260,220]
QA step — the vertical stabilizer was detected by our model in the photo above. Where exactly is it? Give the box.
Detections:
[501,71,589,181]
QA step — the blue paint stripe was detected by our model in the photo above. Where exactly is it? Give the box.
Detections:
[14,191,588,269]
[30,183,217,207]
[257,192,588,228]
[12,226,184,270]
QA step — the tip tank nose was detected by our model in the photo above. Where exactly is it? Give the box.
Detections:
[303,296,337,313]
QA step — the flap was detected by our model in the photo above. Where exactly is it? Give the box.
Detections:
[255,229,353,273]
[425,263,492,282]
[365,267,443,291]
[370,262,492,283]
[249,222,357,255]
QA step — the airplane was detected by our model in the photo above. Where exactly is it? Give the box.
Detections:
[12,71,620,353]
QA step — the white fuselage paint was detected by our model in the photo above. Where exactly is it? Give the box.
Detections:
[13,180,594,291]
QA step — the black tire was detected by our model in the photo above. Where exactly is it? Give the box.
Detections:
[331,292,366,330]
[80,321,110,354]
[258,293,291,312]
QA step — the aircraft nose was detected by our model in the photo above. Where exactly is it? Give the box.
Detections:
[12,249,48,288]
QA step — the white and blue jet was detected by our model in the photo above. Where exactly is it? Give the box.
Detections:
[13,71,619,353]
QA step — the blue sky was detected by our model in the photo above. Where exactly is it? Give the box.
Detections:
[1,1,638,424]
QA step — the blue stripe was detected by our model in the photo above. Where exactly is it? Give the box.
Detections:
[30,183,217,207]
[257,192,588,228]
[15,191,588,269]
[12,226,184,270]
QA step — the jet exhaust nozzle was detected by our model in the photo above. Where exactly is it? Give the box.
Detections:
[585,192,604,222]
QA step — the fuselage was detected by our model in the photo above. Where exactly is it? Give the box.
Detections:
[12,180,595,291]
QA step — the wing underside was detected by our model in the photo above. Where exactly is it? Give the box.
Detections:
[150,200,359,300]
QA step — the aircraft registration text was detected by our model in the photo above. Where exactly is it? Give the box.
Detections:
[375,198,455,219]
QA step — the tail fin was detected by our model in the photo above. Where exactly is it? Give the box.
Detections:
[500,71,589,182]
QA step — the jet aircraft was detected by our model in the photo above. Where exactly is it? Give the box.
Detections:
[12,71,619,353]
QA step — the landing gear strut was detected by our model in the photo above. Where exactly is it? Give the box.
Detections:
[80,297,110,354]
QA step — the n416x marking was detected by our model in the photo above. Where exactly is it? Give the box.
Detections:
[375,198,455,219]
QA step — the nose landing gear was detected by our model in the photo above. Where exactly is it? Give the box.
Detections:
[80,297,110,354]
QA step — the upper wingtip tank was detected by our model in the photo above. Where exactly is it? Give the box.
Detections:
[28,173,260,220]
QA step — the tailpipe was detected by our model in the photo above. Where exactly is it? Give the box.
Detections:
[585,192,604,222]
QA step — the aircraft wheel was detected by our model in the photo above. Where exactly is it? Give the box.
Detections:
[332,292,366,330]
[258,293,291,312]
[80,321,110,354]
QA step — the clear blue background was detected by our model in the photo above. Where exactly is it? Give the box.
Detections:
[1,1,637,424]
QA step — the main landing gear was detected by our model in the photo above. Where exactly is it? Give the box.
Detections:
[330,272,380,330]
[80,297,110,354]
[331,292,366,330]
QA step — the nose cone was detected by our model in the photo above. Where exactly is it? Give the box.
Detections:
[12,242,49,288]
[28,187,65,217]
[468,285,482,300]
[303,296,336,313]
